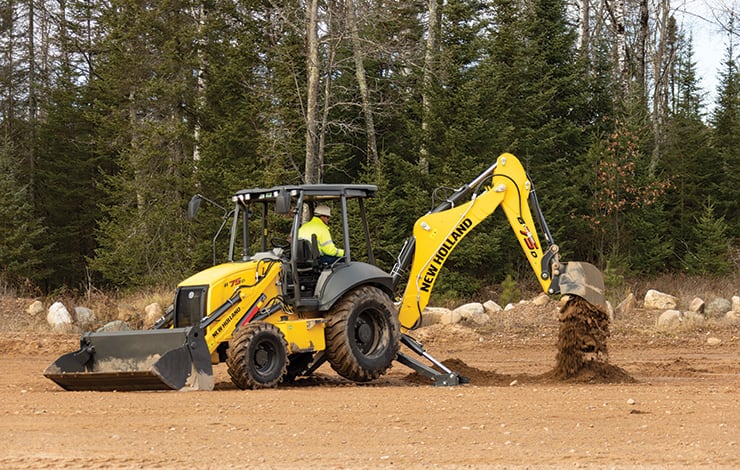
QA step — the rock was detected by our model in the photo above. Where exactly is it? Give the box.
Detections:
[724,311,738,323]
[440,309,462,325]
[468,311,491,325]
[644,289,678,310]
[732,296,740,313]
[47,302,74,333]
[27,300,44,316]
[705,298,732,318]
[482,300,503,315]
[144,302,165,327]
[706,337,722,346]
[616,293,635,318]
[532,293,549,306]
[420,307,449,327]
[504,303,515,311]
[97,320,131,332]
[688,297,705,314]
[656,309,682,328]
[453,302,485,319]
[74,306,96,330]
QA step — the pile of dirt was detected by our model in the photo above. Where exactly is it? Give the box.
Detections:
[404,296,635,386]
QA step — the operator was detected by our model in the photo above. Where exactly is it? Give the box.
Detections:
[298,204,344,264]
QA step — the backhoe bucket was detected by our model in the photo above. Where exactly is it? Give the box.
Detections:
[44,327,214,391]
[558,262,607,310]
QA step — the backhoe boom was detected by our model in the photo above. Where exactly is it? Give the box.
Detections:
[394,153,605,331]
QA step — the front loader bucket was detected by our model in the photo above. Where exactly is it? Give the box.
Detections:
[558,262,607,310]
[44,327,214,391]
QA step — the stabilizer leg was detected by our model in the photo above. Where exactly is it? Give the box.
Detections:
[396,334,467,386]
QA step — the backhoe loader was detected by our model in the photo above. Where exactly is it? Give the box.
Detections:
[45,153,605,391]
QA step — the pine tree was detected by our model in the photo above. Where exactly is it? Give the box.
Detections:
[659,37,714,264]
[685,199,732,274]
[710,42,740,237]
[89,0,202,286]
[0,139,48,287]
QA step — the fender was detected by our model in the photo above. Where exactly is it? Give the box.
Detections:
[316,262,394,311]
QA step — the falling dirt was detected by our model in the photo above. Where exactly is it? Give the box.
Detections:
[553,296,611,378]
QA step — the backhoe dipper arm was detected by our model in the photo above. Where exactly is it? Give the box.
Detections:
[394,153,605,331]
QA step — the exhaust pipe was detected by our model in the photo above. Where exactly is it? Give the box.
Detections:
[44,327,214,391]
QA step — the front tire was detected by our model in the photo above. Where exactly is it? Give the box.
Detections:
[227,322,288,390]
[325,286,400,382]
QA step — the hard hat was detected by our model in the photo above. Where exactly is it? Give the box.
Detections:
[314,204,331,217]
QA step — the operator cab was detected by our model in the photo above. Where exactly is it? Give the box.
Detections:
[228,184,379,309]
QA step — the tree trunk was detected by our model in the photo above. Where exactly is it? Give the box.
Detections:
[605,0,628,96]
[192,3,207,165]
[578,0,590,56]
[649,0,673,175]
[304,0,321,184]
[347,0,378,165]
[27,0,37,201]
[637,0,649,96]
[419,0,440,175]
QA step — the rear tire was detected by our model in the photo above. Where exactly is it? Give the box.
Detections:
[325,286,400,382]
[227,322,288,390]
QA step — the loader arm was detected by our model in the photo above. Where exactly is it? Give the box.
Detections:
[394,153,605,331]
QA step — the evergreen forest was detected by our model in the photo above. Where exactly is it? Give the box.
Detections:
[1,0,738,300]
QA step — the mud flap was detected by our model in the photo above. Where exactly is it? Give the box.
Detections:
[558,262,606,310]
[44,327,214,391]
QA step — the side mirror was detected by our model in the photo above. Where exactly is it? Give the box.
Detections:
[274,188,291,214]
[187,194,202,220]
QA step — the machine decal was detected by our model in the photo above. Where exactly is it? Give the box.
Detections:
[419,217,473,292]
[211,306,241,339]
[519,224,539,257]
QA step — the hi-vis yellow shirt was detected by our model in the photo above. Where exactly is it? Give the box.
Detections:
[298,217,344,257]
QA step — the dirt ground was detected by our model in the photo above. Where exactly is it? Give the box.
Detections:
[1,297,738,469]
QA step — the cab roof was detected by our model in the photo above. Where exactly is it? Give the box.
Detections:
[232,184,377,204]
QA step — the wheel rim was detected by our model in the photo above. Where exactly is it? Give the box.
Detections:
[354,309,384,356]
[252,337,279,378]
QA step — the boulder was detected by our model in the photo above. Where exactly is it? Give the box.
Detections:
[467,311,491,325]
[439,309,462,325]
[47,302,74,333]
[688,297,705,314]
[453,302,485,319]
[482,300,503,315]
[725,311,738,323]
[532,293,549,306]
[705,298,732,318]
[74,306,96,330]
[420,307,449,327]
[144,302,165,327]
[26,300,44,316]
[732,296,740,313]
[656,309,682,328]
[644,289,678,310]
[97,320,131,332]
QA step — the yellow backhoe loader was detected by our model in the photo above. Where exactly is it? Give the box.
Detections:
[45,153,605,390]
